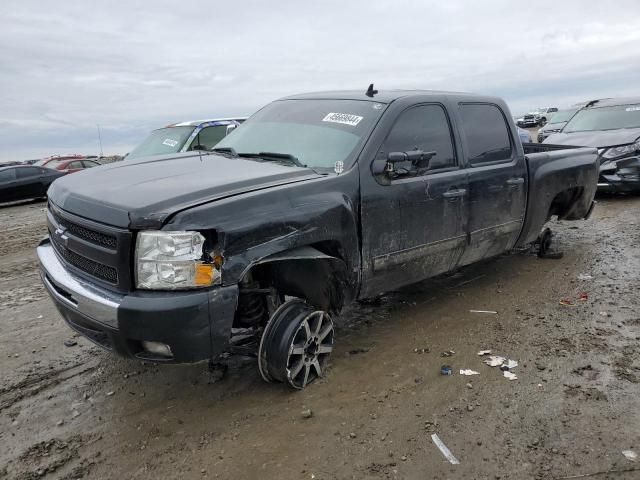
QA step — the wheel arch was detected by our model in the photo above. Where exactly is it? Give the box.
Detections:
[242,245,353,313]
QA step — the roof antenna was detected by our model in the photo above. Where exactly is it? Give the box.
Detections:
[366,83,378,97]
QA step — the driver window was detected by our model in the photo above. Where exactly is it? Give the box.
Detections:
[189,125,227,151]
[381,105,456,172]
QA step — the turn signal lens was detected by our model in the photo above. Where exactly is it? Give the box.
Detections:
[195,263,215,286]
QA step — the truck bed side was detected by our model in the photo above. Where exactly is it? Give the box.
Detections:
[516,144,599,248]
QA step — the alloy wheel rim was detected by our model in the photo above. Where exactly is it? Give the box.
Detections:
[286,311,334,389]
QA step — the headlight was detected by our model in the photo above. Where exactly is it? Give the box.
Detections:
[135,231,219,290]
[601,140,640,159]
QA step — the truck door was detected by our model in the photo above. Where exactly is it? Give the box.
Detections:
[455,103,527,266]
[359,103,469,298]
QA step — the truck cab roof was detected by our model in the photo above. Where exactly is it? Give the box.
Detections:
[280,89,483,104]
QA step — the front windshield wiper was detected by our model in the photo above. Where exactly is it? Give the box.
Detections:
[237,151,307,168]
[211,149,325,174]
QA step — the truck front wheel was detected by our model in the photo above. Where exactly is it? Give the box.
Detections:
[258,299,334,390]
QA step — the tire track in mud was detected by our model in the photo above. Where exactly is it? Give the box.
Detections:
[3,433,101,480]
[0,361,99,412]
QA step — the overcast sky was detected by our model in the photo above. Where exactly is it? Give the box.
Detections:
[1,0,640,161]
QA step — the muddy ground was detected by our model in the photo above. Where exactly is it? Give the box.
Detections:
[1,195,639,480]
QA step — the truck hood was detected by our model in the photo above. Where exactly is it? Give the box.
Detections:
[48,152,323,229]
[545,127,640,148]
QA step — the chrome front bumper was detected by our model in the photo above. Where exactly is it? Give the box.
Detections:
[38,240,123,329]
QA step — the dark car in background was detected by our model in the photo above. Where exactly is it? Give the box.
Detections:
[0,165,65,204]
[545,97,640,193]
[537,108,578,142]
[126,118,246,160]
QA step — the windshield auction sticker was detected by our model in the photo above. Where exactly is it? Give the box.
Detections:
[322,112,363,126]
[162,139,179,147]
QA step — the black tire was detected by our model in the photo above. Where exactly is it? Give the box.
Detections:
[537,228,553,257]
[258,299,334,390]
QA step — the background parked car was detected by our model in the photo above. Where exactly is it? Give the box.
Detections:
[35,154,86,167]
[537,108,579,142]
[544,97,640,193]
[126,118,247,160]
[0,165,65,203]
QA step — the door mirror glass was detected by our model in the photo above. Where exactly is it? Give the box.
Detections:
[226,123,238,135]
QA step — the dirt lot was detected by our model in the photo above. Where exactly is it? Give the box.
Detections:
[1,195,639,480]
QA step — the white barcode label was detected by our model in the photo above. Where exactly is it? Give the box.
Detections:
[322,112,363,126]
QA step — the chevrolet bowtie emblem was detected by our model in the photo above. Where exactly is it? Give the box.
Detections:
[54,227,69,246]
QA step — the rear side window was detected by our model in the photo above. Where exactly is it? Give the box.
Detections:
[16,167,39,178]
[459,104,513,165]
[383,104,456,171]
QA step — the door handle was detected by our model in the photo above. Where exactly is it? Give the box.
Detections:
[442,188,467,199]
[506,177,525,187]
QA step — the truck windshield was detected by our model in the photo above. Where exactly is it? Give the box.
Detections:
[127,126,195,159]
[563,104,640,133]
[215,99,385,170]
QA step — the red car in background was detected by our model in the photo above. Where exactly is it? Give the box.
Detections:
[35,155,101,174]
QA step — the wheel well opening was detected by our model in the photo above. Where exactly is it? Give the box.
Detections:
[250,258,349,313]
[548,187,584,220]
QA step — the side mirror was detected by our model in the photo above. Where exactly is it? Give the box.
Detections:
[226,124,238,135]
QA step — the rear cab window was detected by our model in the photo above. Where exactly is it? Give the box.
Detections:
[459,104,513,165]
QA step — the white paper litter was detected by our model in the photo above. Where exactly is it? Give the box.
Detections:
[484,355,506,367]
[622,450,638,461]
[459,369,480,376]
[477,350,492,356]
[577,274,593,280]
[503,371,517,380]
[431,434,460,465]
[503,359,518,370]
[469,310,497,314]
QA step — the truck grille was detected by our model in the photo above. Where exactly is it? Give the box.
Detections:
[47,202,133,291]
[52,240,119,283]
[50,208,117,249]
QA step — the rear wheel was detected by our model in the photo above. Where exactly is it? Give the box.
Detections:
[258,299,334,390]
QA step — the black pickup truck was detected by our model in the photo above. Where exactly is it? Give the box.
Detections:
[38,89,598,389]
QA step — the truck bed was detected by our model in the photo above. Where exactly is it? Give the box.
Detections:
[516,144,599,247]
